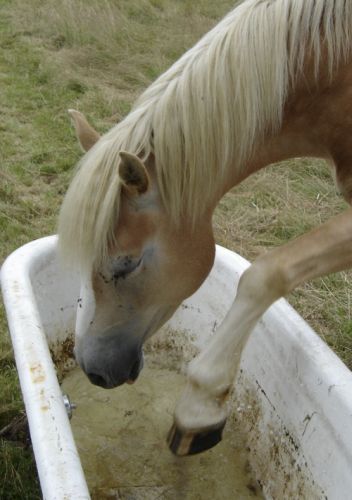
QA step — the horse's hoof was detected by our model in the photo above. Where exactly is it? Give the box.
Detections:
[167,420,226,456]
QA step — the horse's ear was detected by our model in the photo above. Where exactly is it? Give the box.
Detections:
[68,109,100,152]
[119,151,149,195]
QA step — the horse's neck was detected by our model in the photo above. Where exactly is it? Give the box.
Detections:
[221,59,352,201]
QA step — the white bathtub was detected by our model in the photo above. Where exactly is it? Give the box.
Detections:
[1,235,352,499]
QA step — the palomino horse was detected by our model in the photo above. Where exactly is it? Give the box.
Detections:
[59,0,352,455]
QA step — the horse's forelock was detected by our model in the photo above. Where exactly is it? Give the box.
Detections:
[59,139,122,272]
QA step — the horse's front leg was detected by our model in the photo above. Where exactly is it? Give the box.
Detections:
[168,208,352,456]
[168,253,284,455]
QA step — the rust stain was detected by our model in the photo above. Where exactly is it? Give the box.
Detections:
[49,335,75,381]
[30,362,46,383]
[41,405,50,412]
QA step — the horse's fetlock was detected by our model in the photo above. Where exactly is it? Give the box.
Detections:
[188,361,231,400]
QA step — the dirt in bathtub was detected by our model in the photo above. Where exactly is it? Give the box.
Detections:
[61,332,263,500]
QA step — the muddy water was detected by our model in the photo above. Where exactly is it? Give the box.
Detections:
[62,353,262,500]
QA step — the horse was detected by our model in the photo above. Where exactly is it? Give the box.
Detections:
[59,0,352,456]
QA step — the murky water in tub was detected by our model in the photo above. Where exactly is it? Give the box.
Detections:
[62,348,262,500]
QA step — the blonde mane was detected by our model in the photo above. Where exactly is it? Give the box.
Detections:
[59,0,352,272]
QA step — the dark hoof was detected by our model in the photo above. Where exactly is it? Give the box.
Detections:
[167,420,226,456]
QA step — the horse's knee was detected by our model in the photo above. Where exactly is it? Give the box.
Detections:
[238,255,289,307]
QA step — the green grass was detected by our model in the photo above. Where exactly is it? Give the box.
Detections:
[0,0,351,497]
[0,0,236,496]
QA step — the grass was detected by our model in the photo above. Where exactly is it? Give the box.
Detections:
[0,0,351,497]
[213,161,352,360]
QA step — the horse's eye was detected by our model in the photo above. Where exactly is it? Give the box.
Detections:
[111,255,142,281]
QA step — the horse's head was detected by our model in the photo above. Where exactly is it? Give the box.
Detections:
[63,111,215,389]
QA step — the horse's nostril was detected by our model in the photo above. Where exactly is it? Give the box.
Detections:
[87,372,108,388]
[129,359,141,382]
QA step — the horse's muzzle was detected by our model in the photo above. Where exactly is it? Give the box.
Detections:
[85,352,144,389]
[75,329,144,389]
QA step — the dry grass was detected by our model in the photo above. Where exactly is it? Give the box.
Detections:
[213,159,352,361]
[0,1,237,496]
[9,0,233,122]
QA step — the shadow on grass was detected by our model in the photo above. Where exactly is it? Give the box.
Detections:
[0,417,41,500]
